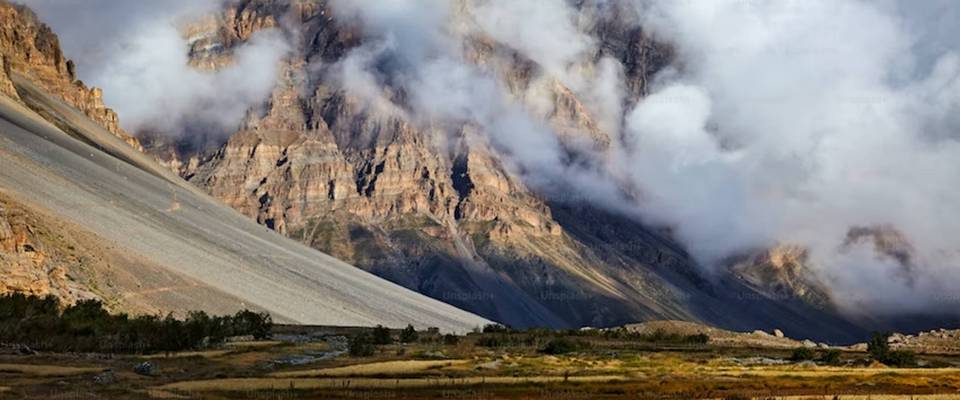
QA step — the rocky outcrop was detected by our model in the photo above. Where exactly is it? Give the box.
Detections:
[0,1,141,150]
[730,245,833,310]
[0,54,17,100]
[138,0,867,340]
[0,199,70,299]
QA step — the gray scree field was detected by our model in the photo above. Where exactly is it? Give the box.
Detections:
[0,74,490,333]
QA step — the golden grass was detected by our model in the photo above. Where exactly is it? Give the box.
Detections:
[225,340,284,348]
[769,396,960,400]
[271,359,471,378]
[159,375,628,392]
[0,363,105,376]
[141,350,233,359]
[706,366,960,378]
[145,389,191,399]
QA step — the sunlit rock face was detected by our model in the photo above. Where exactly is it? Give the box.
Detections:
[136,0,868,341]
[0,1,140,150]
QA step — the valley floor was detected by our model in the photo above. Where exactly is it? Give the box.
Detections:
[2,326,960,399]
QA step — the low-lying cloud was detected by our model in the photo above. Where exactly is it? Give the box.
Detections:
[22,0,960,319]
[330,0,960,318]
[20,0,289,137]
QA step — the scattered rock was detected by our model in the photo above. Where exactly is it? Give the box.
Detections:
[727,357,790,366]
[753,330,770,336]
[801,340,817,348]
[477,360,502,370]
[93,370,116,385]
[14,344,36,355]
[133,361,158,377]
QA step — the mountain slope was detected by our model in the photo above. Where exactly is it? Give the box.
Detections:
[0,0,489,331]
[0,75,488,331]
[138,0,871,342]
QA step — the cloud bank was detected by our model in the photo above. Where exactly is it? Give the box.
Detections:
[20,0,289,137]
[22,0,960,318]
[330,0,960,318]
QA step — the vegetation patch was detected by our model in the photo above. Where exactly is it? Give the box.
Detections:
[0,293,271,353]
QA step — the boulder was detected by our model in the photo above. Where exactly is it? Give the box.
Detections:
[133,361,158,377]
[14,344,36,355]
[93,370,116,385]
[773,329,785,338]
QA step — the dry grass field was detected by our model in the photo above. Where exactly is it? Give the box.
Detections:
[2,325,960,399]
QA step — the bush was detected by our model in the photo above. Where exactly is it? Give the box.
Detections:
[818,349,842,366]
[371,325,393,345]
[601,328,709,344]
[232,310,272,340]
[867,332,916,367]
[442,334,460,346]
[539,338,588,355]
[349,333,376,357]
[882,350,917,367]
[790,347,816,361]
[399,324,419,343]
[482,324,511,334]
[867,332,891,360]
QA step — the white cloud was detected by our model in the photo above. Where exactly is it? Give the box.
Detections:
[21,0,289,136]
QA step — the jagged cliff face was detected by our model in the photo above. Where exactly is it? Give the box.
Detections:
[0,1,141,150]
[0,0,147,306]
[133,0,871,340]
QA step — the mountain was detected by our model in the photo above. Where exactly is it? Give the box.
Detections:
[137,0,872,342]
[0,0,488,333]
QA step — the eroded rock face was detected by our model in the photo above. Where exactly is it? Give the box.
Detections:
[0,1,141,150]
[140,0,864,339]
[730,245,833,310]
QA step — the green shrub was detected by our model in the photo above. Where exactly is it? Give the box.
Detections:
[482,324,511,334]
[442,334,460,346]
[882,350,917,367]
[867,332,916,367]
[232,310,272,340]
[818,349,842,366]
[349,333,376,357]
[790,347,816,361]
[399,324,419,343]
[539,338,588,355]
[371,325,393,345]
[867,332,891,360]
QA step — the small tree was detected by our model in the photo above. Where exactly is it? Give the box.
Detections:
[818,349,842,366]
[372,325,393,345]
[867,332,891,361]
[349,333,376,357]
[539,338,587,355]
[232,310,272,340]
[867,332,916,367]
[442,334,460,346]
[790,347,816,362]
[482,324,510,334]
[399,324,419,343]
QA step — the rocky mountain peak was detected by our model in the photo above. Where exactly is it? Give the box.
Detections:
[0,0,140,150]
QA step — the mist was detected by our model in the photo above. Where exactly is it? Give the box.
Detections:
[329,0,960,318]
[19,0,289,137]
[19,0,960,318]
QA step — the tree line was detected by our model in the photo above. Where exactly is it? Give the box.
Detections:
[0,293,271,354]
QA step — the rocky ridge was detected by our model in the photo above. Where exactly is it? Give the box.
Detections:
[136,0,868,341]
[0,1,141,150]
